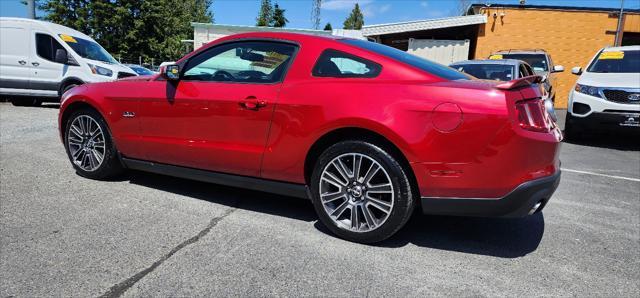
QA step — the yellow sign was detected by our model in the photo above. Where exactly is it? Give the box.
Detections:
[598,51,624,60]
[59,34,77,43]
[489,54,503,60]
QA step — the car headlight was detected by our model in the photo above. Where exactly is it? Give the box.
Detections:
[574,84,601,98]
[88,63,113,77]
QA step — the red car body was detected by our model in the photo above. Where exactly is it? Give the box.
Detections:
[59,32,561,220]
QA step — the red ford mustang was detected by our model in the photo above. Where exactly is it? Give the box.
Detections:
[58,32,562,243]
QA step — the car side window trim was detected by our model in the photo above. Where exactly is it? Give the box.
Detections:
[311,48,382,78]
[179,40,299,85]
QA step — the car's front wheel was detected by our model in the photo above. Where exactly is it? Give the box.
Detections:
[310,140,415,243]
[64,108,124,180]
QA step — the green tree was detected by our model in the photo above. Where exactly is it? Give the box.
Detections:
[270,3,288,27]
[38,0,214,62]
[343,3,364,30]
[323,22,332,31]
[256,0,273,26]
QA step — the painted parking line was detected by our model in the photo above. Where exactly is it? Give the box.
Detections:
[561,168,640,182]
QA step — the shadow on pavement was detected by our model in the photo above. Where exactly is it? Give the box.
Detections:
[563,132,640,151]
[127,171,317,222]
[314,211,544,258]
[127,170,544,258]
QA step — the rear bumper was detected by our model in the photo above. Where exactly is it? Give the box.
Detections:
[420,170,561,218]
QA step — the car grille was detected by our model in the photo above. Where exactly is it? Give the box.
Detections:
[117,72,137,79]
[602,89,640,104]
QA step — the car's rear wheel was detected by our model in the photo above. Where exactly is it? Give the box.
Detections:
[310,140,415,243]
[64,108,124,180]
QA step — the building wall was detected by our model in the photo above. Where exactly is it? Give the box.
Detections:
[474,7,640,108]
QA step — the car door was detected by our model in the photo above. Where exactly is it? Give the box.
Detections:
[137,40,297,177]
[0,22,32,95]
[30,32,67,97]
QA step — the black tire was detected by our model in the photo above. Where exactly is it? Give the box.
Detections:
[63,108,125,180]
[564,112,582,141]
[61,83,79,96]
[11,98,42,107]
[310,140,415,244]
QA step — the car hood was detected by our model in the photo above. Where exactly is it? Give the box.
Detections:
[577,72,640,88]
[118,74,156,81]
[82,58,137,75]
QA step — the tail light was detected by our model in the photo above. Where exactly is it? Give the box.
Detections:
[515,99,551,133]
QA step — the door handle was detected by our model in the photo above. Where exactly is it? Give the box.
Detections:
[32,62,40,67]
[18,60,26,65]
[239,97,267,111]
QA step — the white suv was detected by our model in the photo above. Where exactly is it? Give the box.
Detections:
[565,46,640,138]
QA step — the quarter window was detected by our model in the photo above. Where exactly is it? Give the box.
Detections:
[312,49,381,78]
[35,33,66,63]
[182,41,297,83]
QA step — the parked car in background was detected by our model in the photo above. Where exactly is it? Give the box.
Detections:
[124,64,157,76]
[0,18,137,106]
[450,59,557,122]
[450,59,535,81]
[59,33,562,243]
[490,49,564,102]
[565,46,640,138]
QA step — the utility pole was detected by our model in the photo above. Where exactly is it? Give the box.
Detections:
[26,0,36,19]
[614,0,625,46]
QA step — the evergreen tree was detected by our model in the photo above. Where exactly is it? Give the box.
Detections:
[343,3,364,30]
[256,0,273,27]
[323,22,332,31]
[270,3,288,27]
[37,0,214,62]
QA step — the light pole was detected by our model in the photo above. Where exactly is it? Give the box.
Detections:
[614,0,625,46]
[26,0,36,19]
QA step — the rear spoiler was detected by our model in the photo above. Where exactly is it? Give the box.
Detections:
[495,75,543,90]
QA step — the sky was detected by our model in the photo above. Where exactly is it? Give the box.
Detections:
[1,0,639,29]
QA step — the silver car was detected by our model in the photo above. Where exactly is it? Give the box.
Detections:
[489,49,564,102]
[449,59,535,81]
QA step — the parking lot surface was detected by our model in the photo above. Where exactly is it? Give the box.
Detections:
[1,102,639,297]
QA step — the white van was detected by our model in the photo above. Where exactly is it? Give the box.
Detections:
[0,18,137,106]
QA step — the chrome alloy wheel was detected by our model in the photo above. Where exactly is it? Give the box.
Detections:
[67,115,106,172]
[319,153,395,233]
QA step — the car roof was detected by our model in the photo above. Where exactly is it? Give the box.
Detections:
[602,45,640,52]
[451,59,523,66]
[0,17,94,41]
[493,49,548,55]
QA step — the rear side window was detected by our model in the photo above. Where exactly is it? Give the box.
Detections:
[36,33,66,63]
[312,49,381,78]
[340,39,469,80]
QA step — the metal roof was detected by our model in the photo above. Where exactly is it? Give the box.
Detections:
[191,23,331,35]
[361,15,487,37]
[469,3,640,14]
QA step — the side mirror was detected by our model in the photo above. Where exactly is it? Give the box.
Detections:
[162,64,180,80]
[552,65,564,73]
[55,49,68,64]
[571,66,582,75]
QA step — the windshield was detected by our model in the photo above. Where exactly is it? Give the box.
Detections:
[59,34,117,64]
[587,50,640,73]
[450,64,514,81]
[500,54,548,73]
[340,39,470,80]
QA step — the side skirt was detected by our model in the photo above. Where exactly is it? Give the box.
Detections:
[121,157,310,200]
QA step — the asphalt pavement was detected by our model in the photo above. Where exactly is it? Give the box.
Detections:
[1,102,639,297]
